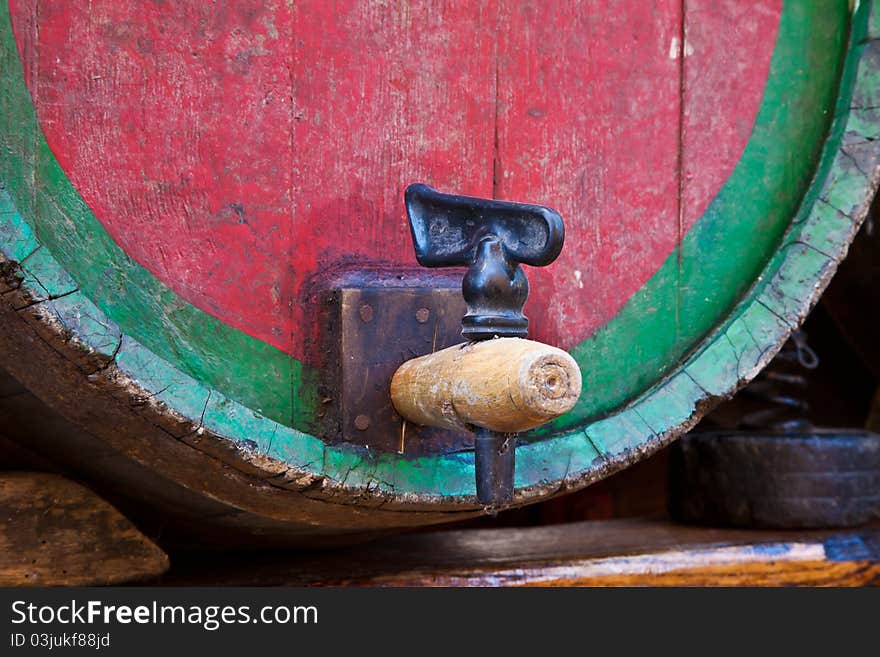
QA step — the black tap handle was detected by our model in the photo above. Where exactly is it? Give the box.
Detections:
[404,183,564,340]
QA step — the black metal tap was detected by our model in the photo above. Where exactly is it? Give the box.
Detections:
[403,183,565,505]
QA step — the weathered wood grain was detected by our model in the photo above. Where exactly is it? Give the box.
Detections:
[0,320,482,546]
[0,472,169,586]
[159,518,880,587]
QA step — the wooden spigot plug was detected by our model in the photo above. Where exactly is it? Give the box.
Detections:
[390,338,582,434]
[393,184,576,506]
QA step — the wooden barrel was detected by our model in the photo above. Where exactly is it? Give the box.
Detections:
[1,0,878,545]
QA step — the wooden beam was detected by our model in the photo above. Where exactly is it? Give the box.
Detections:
[0,472,169,586]
[160,518,880,587]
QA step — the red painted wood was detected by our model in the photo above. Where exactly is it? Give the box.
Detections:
[288,1,498,357]
[495,1,682,347]
[683,0,781,228]
[9,1,779,362]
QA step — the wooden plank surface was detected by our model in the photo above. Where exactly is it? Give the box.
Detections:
[159,518,880,587]
[0,471,169,586]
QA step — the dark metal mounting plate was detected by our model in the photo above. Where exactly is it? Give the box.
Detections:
[320,275,470,455]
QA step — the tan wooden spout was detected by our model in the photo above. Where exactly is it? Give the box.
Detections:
[390,337,582,434]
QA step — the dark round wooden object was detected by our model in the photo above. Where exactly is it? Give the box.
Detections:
[669,430,880,529]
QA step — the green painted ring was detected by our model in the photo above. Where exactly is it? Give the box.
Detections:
[1,1,879,531]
